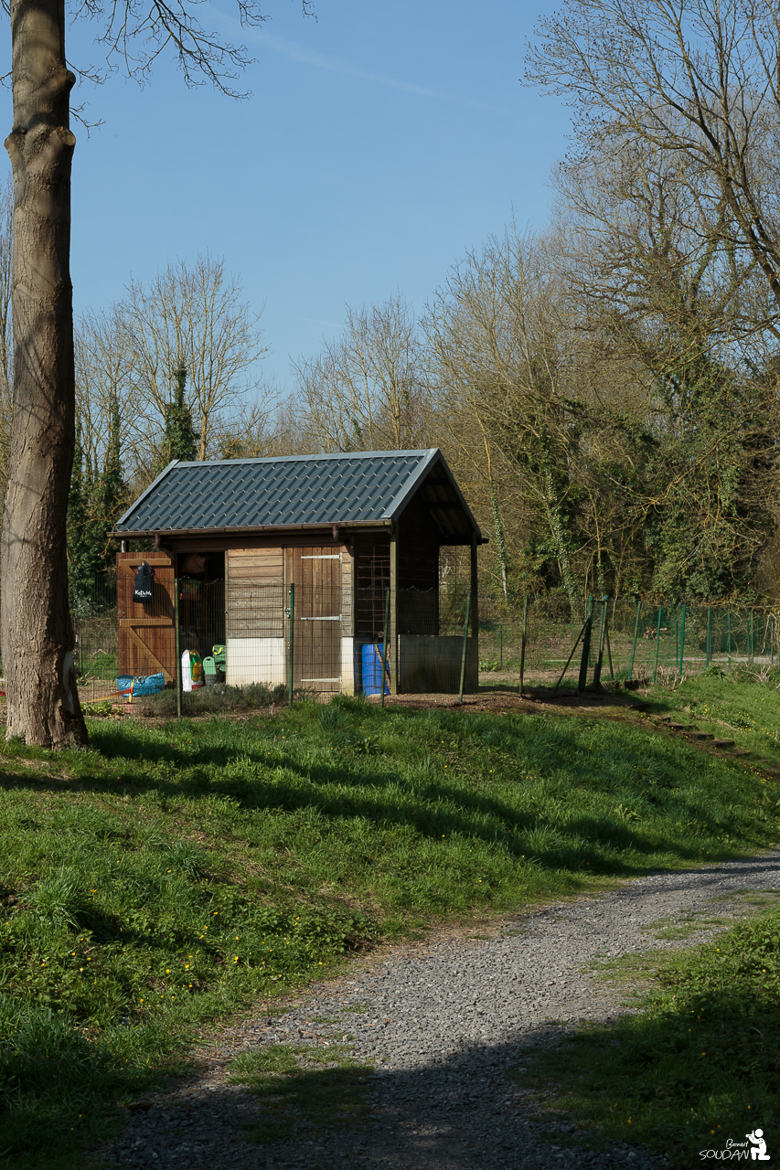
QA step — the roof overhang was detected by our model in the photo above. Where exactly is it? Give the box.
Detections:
[112,519,393,541]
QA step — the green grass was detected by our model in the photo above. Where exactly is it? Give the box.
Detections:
[515,904,780,1167]
[0,688,778,1168]
[639,669,780,762]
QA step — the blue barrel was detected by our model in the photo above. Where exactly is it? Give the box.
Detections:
[361,642,390,696]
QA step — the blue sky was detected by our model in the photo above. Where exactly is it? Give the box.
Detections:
[1,0,569,395]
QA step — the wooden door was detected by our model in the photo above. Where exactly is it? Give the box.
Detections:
[286,547,342,692]
[117,551,176,680]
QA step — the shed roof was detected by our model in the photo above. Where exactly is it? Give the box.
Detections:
[113,449,482,545]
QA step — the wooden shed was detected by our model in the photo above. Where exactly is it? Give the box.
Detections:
[112,449,483,695]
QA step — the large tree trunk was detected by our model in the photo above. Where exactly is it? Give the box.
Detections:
[1,0,87,746]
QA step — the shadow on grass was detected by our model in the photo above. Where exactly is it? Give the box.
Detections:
[0,998,171,1170]
[7,952,777,1170]
[80,994,774,1170]
[515,991,778,1168]
[0,705,772,881]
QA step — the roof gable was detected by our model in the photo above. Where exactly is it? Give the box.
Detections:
[114,449,481,544]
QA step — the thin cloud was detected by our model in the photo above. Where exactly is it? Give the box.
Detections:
[253,27,508,116]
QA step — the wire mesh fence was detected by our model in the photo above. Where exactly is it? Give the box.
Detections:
[478,597,780,691]
[68,575,779,712]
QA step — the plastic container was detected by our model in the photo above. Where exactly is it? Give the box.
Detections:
[182,650,205,692]
[361,642,390,696]
[212,644,226,681]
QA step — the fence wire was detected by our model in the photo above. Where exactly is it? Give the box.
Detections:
[478,598,779,690]
[68,577,779,711]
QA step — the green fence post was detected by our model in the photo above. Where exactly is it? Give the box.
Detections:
[678,603,686,679]
[592,597,609,688]
[174,577,182,720]
[287,583,295,706]
[458,591,472,705]
[381,587,390,710]
[749,611,755,665]
[727,608,732,670]
[556,615,586,694]
[498,623,503,670]
[652,605,663,685]
[519,596,528,696]
[706,606,712,668]
[628,595,641,681]
[771,615,776,667]
[577,596,594,692]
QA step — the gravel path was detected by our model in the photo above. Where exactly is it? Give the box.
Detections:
[97,849,780,1170]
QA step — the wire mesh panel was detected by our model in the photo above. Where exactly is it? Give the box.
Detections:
[477,598,780,690]
[72,579,120,701]
[69,569,780,711]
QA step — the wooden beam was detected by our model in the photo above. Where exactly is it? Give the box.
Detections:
[470,537,479,669]
[389,533,398,694]
[470,539,479,635]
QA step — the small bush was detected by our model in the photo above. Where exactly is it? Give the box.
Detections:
[140,682,289,716]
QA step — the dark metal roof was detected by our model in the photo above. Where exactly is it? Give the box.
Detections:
[113,449,482,545]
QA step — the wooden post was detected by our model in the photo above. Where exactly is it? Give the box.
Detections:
[470,537,479,658]
[174,576,182,721]
[458,591,471,704]
[381,587,390,709]
[287,584,295,706]
[389,533,398,694]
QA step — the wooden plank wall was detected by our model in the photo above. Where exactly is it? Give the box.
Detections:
[226,548,284,638]
[341,546,354,636]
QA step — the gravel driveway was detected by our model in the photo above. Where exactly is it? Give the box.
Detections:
[97,848,780,1170]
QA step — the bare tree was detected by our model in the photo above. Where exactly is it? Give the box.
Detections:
[75,309,131,484]
[545,109,780,600]
[120,256,268,464]
[294,296,430,452]
[526,0,780,316]
[1,0,306,745]
[425,230,587,612]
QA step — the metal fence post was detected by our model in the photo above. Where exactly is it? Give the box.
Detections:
[593,596,609,688]
[381,587,390,710]
[458,591,472,705]
[727,608,732,670]
[519,596,528,696]
[577,596,594,692]
[628,596,641,681]
[174,576,182,720]
[678,603,686,679]
[706,606,712,668]
[749,611,755,665]
[498,623,503,670]
[287,583,295,706]
[652,605,663,684]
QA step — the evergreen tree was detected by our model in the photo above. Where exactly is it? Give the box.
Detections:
[67,423,105,611]
[163,365,198,464]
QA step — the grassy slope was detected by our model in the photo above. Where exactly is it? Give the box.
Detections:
[522,898,780,1167]
[518,674,780,1167]
[639,668,780,762]
[0,682,778,1168]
